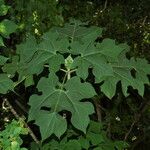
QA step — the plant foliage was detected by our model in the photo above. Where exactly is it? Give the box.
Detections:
[0,119,28,150]
[32,121,129,150]
[0,0,17,46]
[1,20,149,145]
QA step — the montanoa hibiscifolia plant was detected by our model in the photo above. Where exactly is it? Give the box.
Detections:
[0,20,150,143]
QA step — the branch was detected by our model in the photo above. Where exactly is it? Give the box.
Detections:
[124,99,150,141]
[3,98,39,144]
[124,116,138,141]
[142,16,147,26]
[101,0,108,12]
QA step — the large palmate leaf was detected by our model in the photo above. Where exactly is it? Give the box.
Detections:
[2,56,34,87]
[35,112,67,140]
[0,74,13,94]
[16,36,38,63]
[28,30,66,72]
[55,20,102,43]
[16,36,44,77]
[2,36,39,87]
[28,74,96,140]
[101,57,150,98]
[71,37,126,80]
[96,39,126,61]
[130,58,150,83]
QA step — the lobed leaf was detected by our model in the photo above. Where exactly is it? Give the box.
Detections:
[101,57,150,98]
[28,74,96,140]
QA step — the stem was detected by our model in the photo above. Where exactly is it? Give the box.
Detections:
[3,98,39,144]
[60,68,67,73]
[124,119,137,141]
[60,68,77,80]
[93,97,102,122]
[67,69,71,80]
[142,16,147,26]
[124,100,150,141]
[53,71,68,113]
[101,0,108,12]
[14,77,26,87]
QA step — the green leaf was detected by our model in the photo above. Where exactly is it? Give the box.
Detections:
[27,31,66,73]
[30,142,40,150]
[0,119,28,150]
[88,121,103,133]
[130,58,150,84]
[24,75,34,87]
[2,56,19,77]
[28,74,95,140]
[16,36,43,75]
[16,36,38,63]
[114,141,129,150]
[37,31,66,71]
[36,112,67,140]
[0,3,10,16]
[72,37,113,80]
[0,74,13,94]
[78,138,90,149]
[101,57,150,98]
[93,147,103,150]
[96,39,125,61]
[0,36,4,46]
[0,19,17,37]
[0,55,8,65]
[87,132,104,145]
[2,56,34,87]
[63,140,81,150]
[55,19,103,43]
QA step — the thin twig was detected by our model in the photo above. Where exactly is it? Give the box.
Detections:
[124,118,137,141]
[101,0,108,12]
[124,100,150,141]
[3,98,39,144]
[142,16,147,26]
